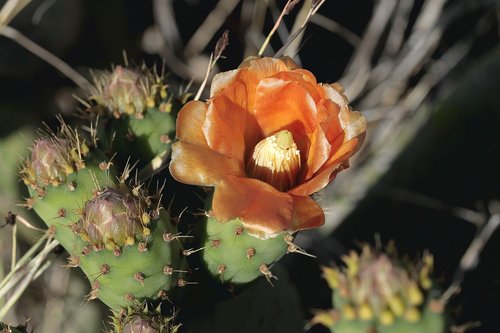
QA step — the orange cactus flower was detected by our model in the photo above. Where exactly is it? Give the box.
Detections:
[169,57,366,239]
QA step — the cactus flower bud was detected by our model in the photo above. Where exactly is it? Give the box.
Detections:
[79,188,143,249]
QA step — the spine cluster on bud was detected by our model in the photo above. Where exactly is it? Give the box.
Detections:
[87,64,180,165]
[20,124,89,196]
[311,244,446,333]
[90,65,169,119]
[77,187,150,251]
[110,302,180,333]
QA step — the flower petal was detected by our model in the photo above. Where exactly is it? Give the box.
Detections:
[288,138,359,196]
[212,175,294,238]
[253,78,318,156]
[271,71,322,103]
[176,100,208,147]
[203,95,247,162]
[210,68,240,97]
[301,127,331,182]
[317,99,344,144]
[169,142,245,186]
[288,195,325,232]
[344,110,367,142]
[239,57,295,79]
[322,84,351,127]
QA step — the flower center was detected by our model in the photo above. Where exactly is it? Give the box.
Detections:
[247,130,301,192]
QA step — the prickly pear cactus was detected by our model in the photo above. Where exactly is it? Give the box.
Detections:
[88,65,182,165]
[20,124,187,310]
[109,302,180,333]
[311,244,447,333]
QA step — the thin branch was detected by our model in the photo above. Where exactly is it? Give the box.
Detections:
[15,214,45,232]
[382,0,415,56]
[0,237,58,319]
[259,0,300,56]
[310,14,361,48]
[0,25,91,90]
[375,184,486,226]
[243,0,267,57]
[267,0,300,62]
[0,0,31,26]
[440,214,500,305]
[341,0,398,100]
[274,0,327,58]
[184,0,240,58]
[152,0,182,51]
[194,30,229,101]
[323,36,472,232]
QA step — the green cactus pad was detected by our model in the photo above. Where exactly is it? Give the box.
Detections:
[200,216,290,284]
[109,106,176,164]
[77,206,187,310]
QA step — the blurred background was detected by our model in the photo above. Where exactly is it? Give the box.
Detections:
[0,0,499,332]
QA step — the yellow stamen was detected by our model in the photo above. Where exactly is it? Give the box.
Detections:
[247,130,301,191]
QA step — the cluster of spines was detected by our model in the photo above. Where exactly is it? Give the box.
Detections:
[109,302,181,333]
[311,244,445,332]
[71,185,155,253]
[88,64,172,119]
[19,122,90,201]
